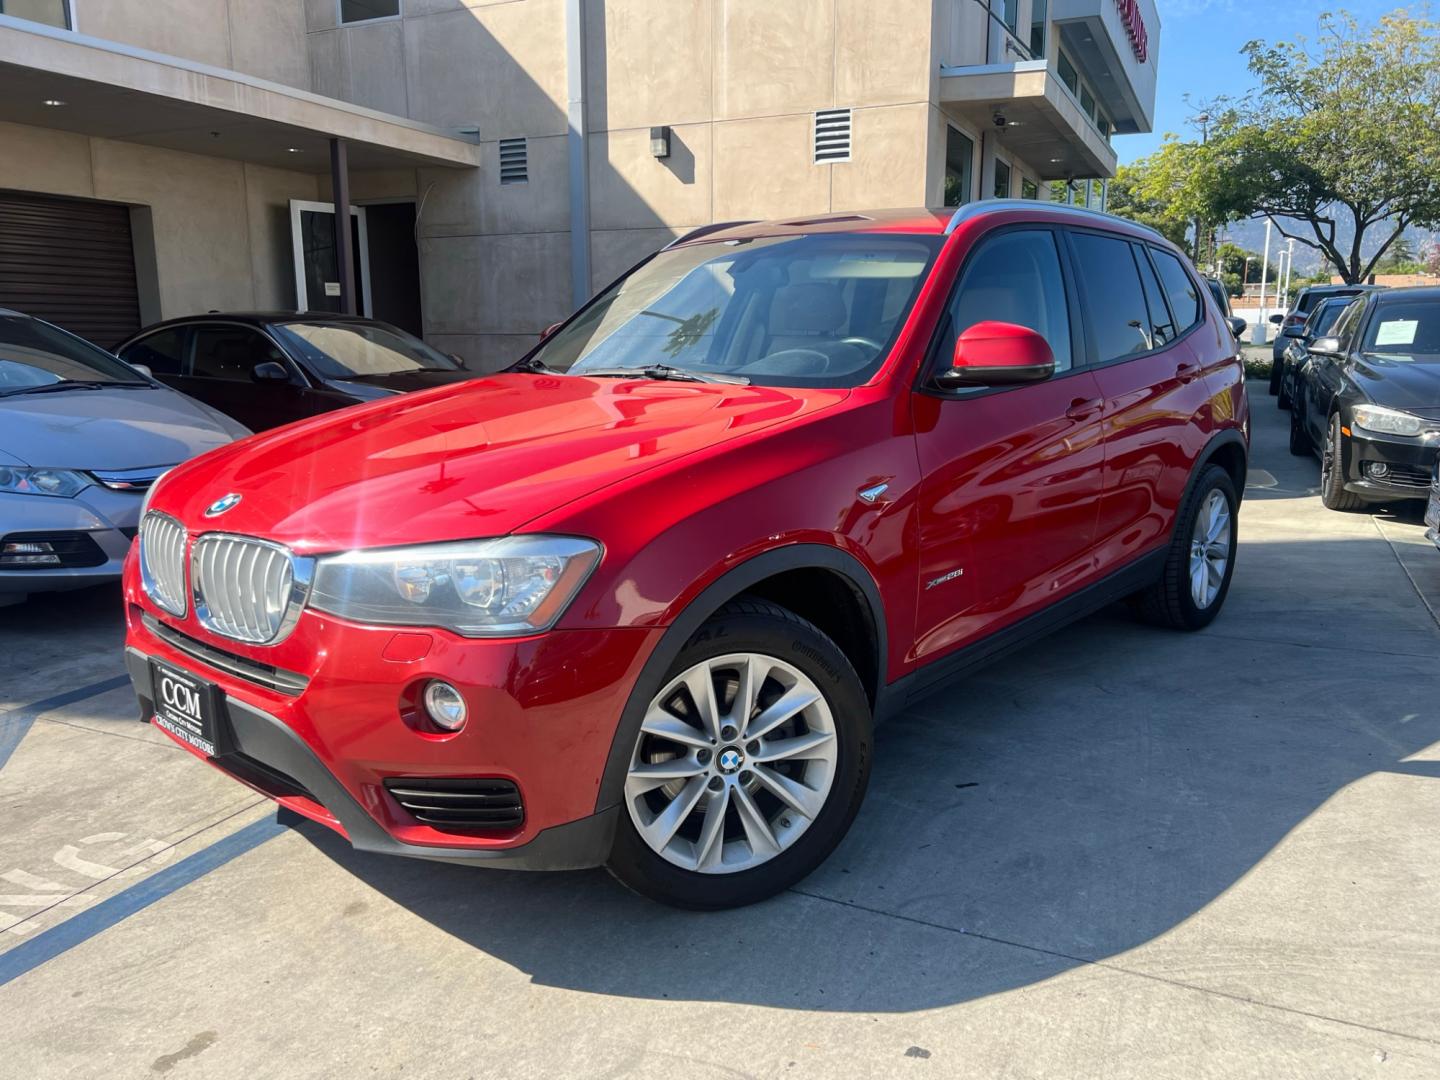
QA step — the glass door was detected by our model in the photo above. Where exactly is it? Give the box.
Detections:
[289,200,372,315]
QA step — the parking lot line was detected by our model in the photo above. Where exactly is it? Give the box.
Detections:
[0,674,131,771]
[0,814,285,988]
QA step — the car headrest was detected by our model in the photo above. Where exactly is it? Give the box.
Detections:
[770,283,847,335]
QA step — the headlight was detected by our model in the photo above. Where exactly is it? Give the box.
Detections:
[1352,404,1425,437]
[309,536,601,637]
[0,466,91,498]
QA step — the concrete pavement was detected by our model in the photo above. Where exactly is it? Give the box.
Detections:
[1,388,1438,1078]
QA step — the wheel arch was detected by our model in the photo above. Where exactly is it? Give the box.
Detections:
[592,544,888,815]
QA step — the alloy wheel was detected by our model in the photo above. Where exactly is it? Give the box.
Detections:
[1188,489,1231,609]
[624,652,839,875]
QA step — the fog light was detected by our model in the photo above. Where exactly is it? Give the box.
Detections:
[1,541,60,566]
[422,680,467,731]
[1365,461,1391,479]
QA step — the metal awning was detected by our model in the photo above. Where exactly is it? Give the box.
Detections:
[0,16,480,171]
[940,61,1118,181]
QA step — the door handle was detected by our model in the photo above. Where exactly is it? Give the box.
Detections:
[1175,362,1200,384]
[1065,397,1102,420]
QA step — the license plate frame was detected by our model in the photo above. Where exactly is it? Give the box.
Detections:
[150,659,228,758]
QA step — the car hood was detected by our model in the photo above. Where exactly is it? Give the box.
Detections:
[324,369,479,400]
[1,386,247,469]
[152,373,848,552]
[1353,356,1440,418]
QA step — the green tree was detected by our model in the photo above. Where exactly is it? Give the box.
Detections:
[1194,11,1440,283]
[1106,157,1192,249]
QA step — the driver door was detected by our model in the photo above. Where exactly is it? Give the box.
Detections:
[911,227,1105,664]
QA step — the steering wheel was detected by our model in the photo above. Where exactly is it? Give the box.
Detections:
[739,348,832,375]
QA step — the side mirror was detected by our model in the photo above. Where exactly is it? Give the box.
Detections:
[252,361,290,382]
[938,321,1055,389]
[128,362,154,379]
[1268,313,1284,325]
[539,322,563,340]
[1282,324,1308,338]
[1226,317,1247,339]
[1307,336,1343,357]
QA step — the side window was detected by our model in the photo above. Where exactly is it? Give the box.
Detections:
[119,328,187,375]
[1069,232,1151,362]
[189,326,286,382]
[1150,248,1203,332]
[942,230,1073,374]
[1133,246,1176,346]
[1329,299,1365,348]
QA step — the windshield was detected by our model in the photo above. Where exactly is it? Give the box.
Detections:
[272,321,460,380]
[529,233,943,388]
[0,315,149,394]
[1361,299,1440,361]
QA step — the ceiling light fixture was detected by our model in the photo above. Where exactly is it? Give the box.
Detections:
[286,147,303,153]
[41,98,65,107]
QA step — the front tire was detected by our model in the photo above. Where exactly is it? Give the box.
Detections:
[1130,464,1238,631]
[1320,413,1366,512]
[607,599,872,909]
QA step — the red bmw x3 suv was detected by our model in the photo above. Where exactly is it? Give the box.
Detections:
[125,202,1248,908]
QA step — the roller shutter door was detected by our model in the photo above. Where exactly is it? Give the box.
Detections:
[0,190,142,348]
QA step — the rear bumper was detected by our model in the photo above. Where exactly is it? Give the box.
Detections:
[1341,429,1440,500]
[125,647,619,869]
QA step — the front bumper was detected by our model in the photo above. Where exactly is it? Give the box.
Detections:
[0,487,142,595]
[1341,427,1440,501]
[123,552,662,870]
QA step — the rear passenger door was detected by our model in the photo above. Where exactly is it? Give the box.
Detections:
[1067,231,1217,576]
[912,226,1106,664]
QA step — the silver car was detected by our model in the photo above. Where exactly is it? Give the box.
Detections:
[0,310,248,606]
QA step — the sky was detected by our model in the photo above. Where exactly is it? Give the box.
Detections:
[1116,0,1395,165]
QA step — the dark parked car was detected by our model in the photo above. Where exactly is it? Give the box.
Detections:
[1205,276,1249,344]
[1275,296,1352,410]
[1290,287,1440,510]
[116,314,477,432]
[1270,284,1382,378]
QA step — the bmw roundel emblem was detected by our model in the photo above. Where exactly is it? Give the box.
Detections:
[718,748,743,773]
[204,492,243,517]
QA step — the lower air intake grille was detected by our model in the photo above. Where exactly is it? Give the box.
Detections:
[1382,463,1431,489]
[384,777,524,831]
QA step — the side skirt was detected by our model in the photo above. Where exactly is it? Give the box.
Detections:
[876,549,1167,721]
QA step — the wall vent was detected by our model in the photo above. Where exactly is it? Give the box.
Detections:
[813,109,852,164]
[498,138,528,184]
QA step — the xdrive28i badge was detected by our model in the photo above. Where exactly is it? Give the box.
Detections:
[204,493,242,517]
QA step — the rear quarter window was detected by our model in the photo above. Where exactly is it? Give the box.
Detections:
[1150,248,1203,333]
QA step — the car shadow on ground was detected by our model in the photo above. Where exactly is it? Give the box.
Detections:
[293,551,1440,1013]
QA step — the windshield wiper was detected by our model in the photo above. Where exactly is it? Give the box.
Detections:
[576,364,749,385]
[501,355,557,375]
[0,380,147,398]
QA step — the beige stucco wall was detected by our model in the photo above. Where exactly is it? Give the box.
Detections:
[76,0,311,90]
[296,0,940,369]
[0,119,318,320]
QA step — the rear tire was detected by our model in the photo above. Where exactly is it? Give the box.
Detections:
[1267,356,1283,395]
[1130,464,1238,631]
[1320,413,1366,512]
[606,598,872,909]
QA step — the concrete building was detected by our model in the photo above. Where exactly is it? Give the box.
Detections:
[0,0,1157,368]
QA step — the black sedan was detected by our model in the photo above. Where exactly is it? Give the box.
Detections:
[115,314,478,432]
[1275,295,1352,410]
[1290,287,1440,510]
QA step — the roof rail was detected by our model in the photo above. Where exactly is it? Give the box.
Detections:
[942,199,1166,242]
[665,220,757,248]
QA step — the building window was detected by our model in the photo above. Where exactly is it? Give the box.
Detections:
[0,0,72,29]
[1057,51,1080,97]
[498,138,528,184]
[944,127,975,207]
[1029,0,1048,58]
[339,0,400,24]
[994,158,1012,199]
[1021,177,1039,200]
[998,0,1018,33]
